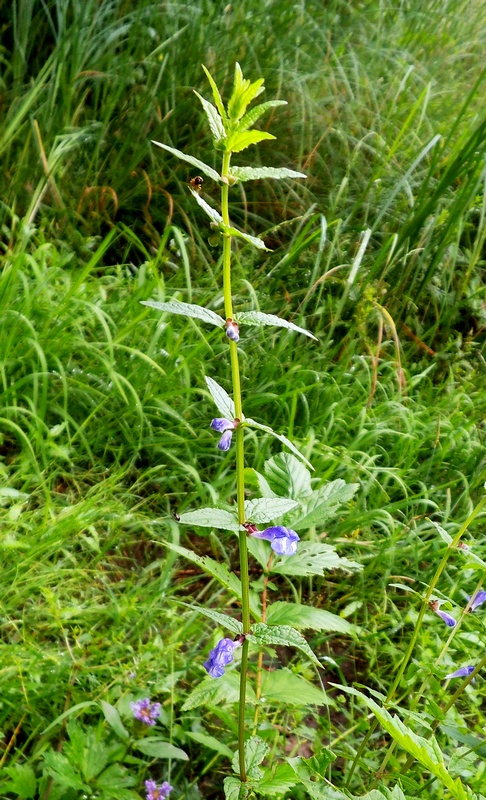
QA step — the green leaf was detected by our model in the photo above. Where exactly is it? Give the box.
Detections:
[224,776,247,800]
[190,187,223,224]
[201,65,228,125]
[266,601,355,634]
[194,91,226,143]
[141,299,224,328]
[289,480,359,530]
[245,418,313,470]
[225,130,276,153]
[163,542,261,618]
[236,310,317,340]
[232,736,269,781]
[42,751,89,792]
[237,101,288,134]
[206,376,236,419]
[151,141,221,182]
[100,701,129,740]
[230,165,306,182]
[95,764,137,790]
[177,602,243,636]
[256,763,297,797]
[228,63,265,122]
[226,226,269,250]
[287,755,344,800]
[182,672,256,711]
[264,453,312,500]
[250,623,320,666]
[429,519,453,544]
[178,507,239,531]
[3,764,37,799]
[260,668,328,706]
[244,497,298,523]
[186,730,233,759]
[135,739,188,760]
[272,543,362,576]
[338,686,471,800]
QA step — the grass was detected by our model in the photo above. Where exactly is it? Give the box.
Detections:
[1,0,486,798]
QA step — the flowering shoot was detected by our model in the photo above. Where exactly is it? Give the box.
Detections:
[145,780,173,800]
[204,637,242,678]
[429,600,456,628]
[210,417,239,450]
[130,698,161,726]
[249,525,300,556]
[467,591,486,612]
[445,665,475,680]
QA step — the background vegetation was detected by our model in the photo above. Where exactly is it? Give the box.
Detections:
[0,0,485,798]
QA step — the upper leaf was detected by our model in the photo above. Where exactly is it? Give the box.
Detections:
[244,497,298,523]
[264,453,313,500]
[194,91,225,143]
[205,376,236,419]
[178,602,243,635]
[201,65,228,125]
[245,418,313,470]
[225,130,276,153]
[250,622,321,666]
[228,63,265,123]
[236,310,317,340]
[151,141,221,182]
[178,507,239,531]
[272,543,362,576]
[288,480,359,531]
[141,299,224,328]
[230,165,306,182]
[237,100,288,133]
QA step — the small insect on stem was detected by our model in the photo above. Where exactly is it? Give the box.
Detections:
[189,175,204,193]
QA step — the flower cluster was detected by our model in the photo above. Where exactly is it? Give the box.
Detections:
[145,779,173,800]
[204,637,242,678]
[130,698,161,726]
[210,417,239,450]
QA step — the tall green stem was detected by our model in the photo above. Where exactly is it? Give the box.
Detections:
[221,150,250,782]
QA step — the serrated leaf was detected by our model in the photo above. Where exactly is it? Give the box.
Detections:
[205,376,236,419]
[178,507,239,531]
[338,686,470,800]
[226,130,276,153]
[245,418,313,470]
[228,64,265,122]
[151,141,221,182]
[163,542,261,618]
[266,601,354,634]
[194,91,226,142]
[178,602,243,635]
[260,668,328,706]
[42,751,89,792]
[237,310,317,340]
[289,480,359,530]
[226,226,269,250]
[256,763,297,797]
[100,701,129,740]
[224,776,246,800]
[250,623,320,666]
[237,101,288,134]
[141,299,224,328]
[182,672,257,711]
[244,497,298,523]
[232,736,269,781]
[135,739,188,760]
[230,165,306,182]
[272,543,362,576]
[186,730,233,759]
[3,764,37,799]
[190,187,223,224]
[264,453,312,500]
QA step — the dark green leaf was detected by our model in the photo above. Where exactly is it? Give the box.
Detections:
[260,668,329,706]
[264,453,312,500]
[250,623,320,665]
[135,739,188,760]
[186,731,233,759]
[266,601,354,634]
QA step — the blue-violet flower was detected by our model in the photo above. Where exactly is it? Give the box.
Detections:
[467,590,486,611]
[203,637,241,678]
[210,418,238,451]
[429,600,456,628]
[250,525,300,556]
[445,665,475,680]
[145,779,173,800]
[225,318,240,342]
[130,698,161,726]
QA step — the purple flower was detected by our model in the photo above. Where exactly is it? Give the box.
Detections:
[203,637,241,678]
[145,780,173,800]
[210,418,238,451]
[467,591,486,612]
[249,525,300,556]
[130,698,161,726]
[429,600,456,628]
[225,318,240,342]
[445,665,475,680]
